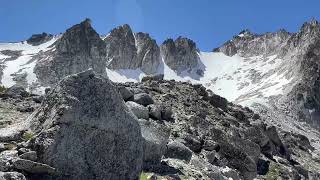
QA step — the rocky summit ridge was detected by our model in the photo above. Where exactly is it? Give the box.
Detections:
[0,18,320,179]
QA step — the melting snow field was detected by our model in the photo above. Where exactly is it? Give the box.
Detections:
[106,52,292,106]
[0,37,292,107]
[0,37,58,91]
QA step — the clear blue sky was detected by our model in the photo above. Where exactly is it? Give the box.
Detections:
[1,0,319,51]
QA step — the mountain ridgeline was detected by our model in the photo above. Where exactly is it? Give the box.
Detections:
[0,18,320,179]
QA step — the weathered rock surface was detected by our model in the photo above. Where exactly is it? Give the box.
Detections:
[27,70,144,180]
[165,140,193,162]
[34,19,106,86]
[2,85,29,99]
[138,119,170,169]
[26,33,53,46]
[126,101,149,119]
[105,24,139,70]
[117,79,320,180]
[213,29,291,57]
[117,86,134,101]
[135,32,161,74]
[134,93,154,106]
[0,171,26,180]
[12,158,56,174]
[141,74,164,82]
[160,37,199,73]
[104,25,161,74]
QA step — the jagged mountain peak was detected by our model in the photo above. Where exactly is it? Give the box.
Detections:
[237,29,255,38]
[1,18,320,180]
[108,23,134,36]
[299,18,320,37]
[55,18,105,56]
[160,36,200,73]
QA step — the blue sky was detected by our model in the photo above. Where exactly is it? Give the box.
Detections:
[1,0,319,51]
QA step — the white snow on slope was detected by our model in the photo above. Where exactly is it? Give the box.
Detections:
[106,52,293,106]
[0,37,58,92]
[0,37,293,106]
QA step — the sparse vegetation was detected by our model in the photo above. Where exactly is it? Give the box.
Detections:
[22,131,35,141]
[0,85,7,93]
[265,163,281,180]
[139,172,148,180]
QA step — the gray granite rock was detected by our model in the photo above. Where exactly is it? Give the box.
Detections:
[160,37,199,73]
[126,101,149,119]
[34,18,106,86]
[135,32,161,74]
[0,171,26,180]
[104,25,161,74]
[118,86,134,101]
[165,140,193,162]
[138,119,170,169]
[26,33,53,46]
[105,24,139,70]
[28,70,144,180]
[134,93,154,106]
[12,158,56,174]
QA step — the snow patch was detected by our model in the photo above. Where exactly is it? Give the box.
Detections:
[0,36,59,90]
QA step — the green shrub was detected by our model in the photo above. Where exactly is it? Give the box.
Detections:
[0,85,7,93]
[265,163,281,180]
[140,172,148,180]
[22,131,35,141]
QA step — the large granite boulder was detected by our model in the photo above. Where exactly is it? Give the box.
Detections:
[160,37,199,73]
[34,18,106,86]
[27,70,144,180]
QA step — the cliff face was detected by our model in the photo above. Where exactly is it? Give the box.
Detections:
[104,25,161,74]
[34,19,106,86]
[161,37,200,73]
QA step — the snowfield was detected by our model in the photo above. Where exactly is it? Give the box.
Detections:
[0,38,293,106]
[0,37,58,93]
[106,52,293,106]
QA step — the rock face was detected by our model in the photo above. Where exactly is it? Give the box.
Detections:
[160,37,199,73]
[26,33,53,46]
[213,29,292,57]
[135,32,161,74]
[282,20,320,129]
[105,24,138,70]
[104,25,161,74]
[27,70,144,180]
[34,19,106,86]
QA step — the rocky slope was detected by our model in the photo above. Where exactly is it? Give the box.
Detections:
[0,74,319,179]
[119,76,320,180]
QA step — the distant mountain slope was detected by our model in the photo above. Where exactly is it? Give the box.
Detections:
[1,19,320,152]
